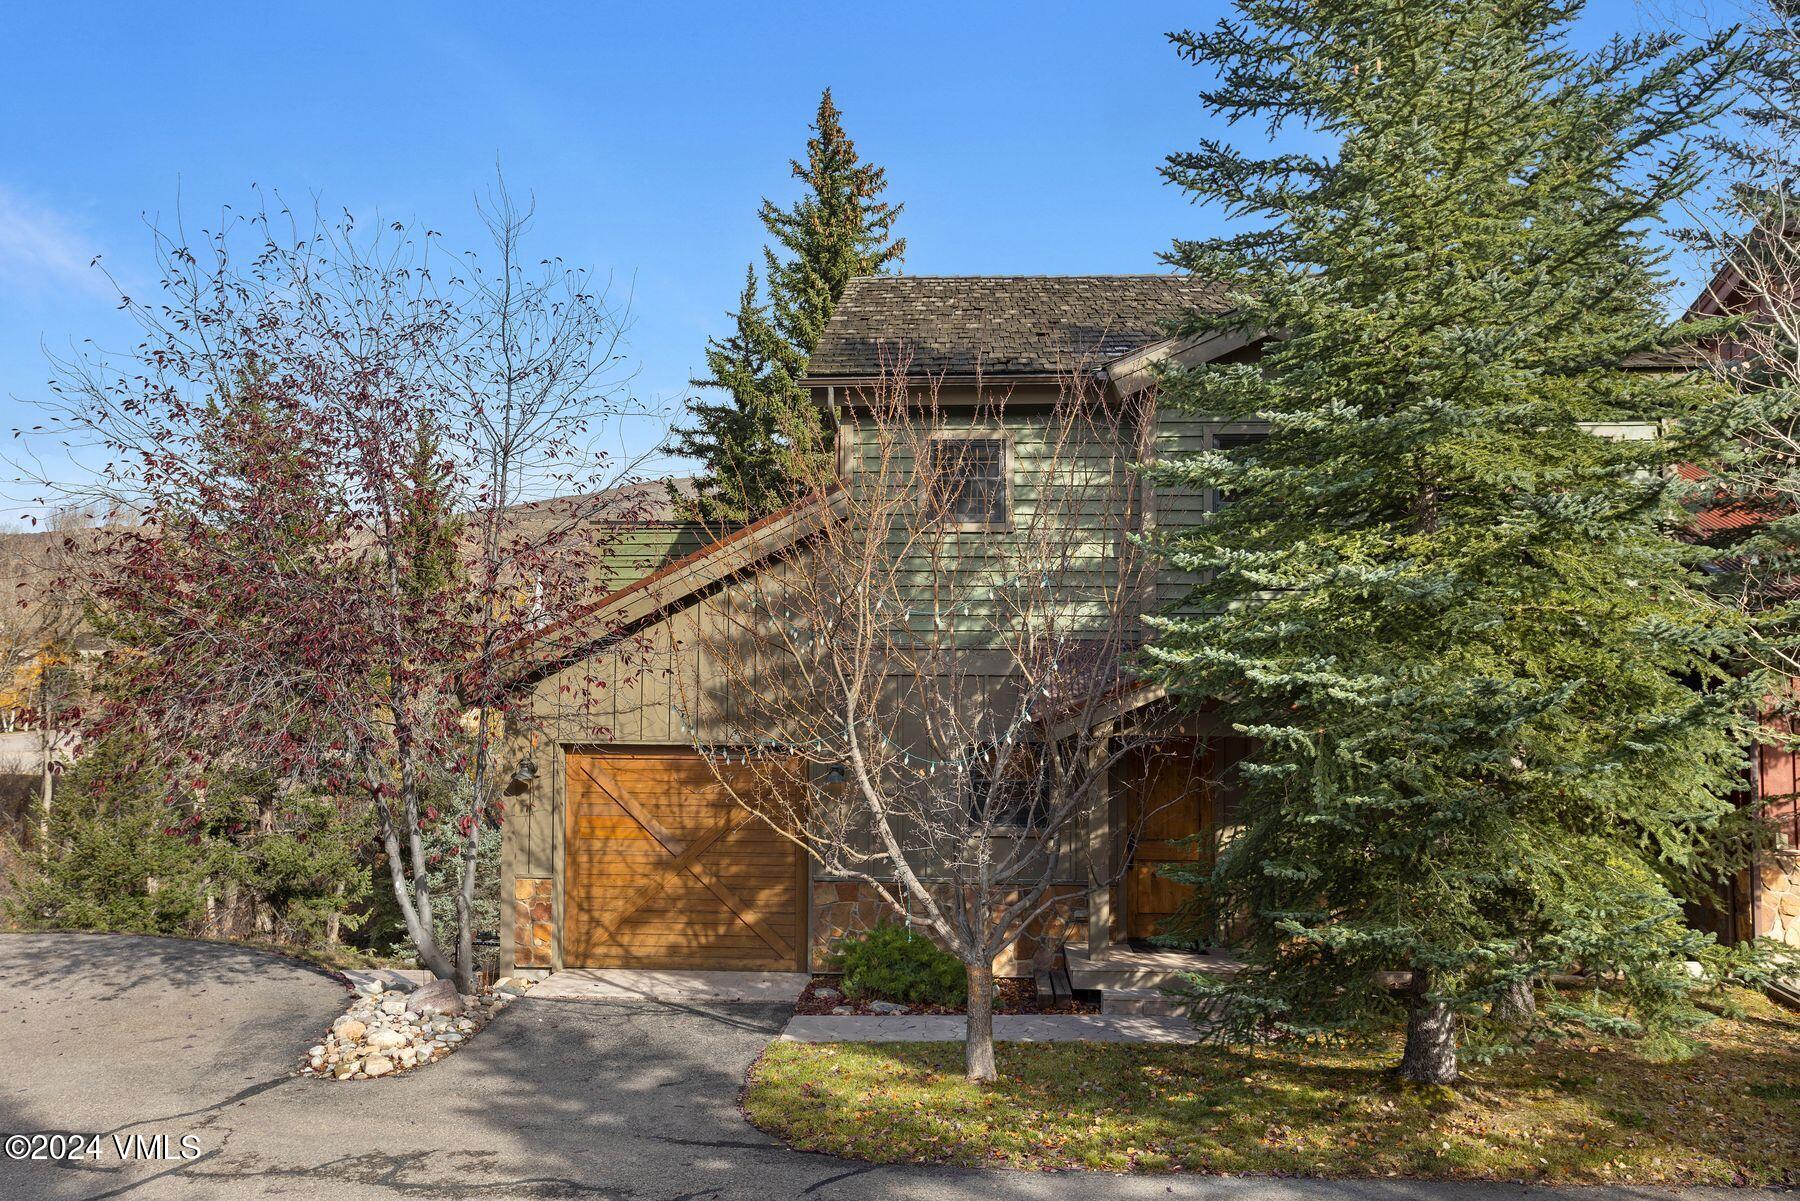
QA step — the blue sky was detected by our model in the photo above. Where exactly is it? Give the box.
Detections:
[0,0,1702,520]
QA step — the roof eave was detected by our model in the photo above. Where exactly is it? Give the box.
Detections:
[802,370,1103,389]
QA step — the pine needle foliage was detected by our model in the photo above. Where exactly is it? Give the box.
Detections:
[1683,3,1800,653]
[671,89,904,522]
[1144,0,1768,1082]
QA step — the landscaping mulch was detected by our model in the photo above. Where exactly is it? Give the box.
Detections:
[793,974,1098,1017]
[746,989,1800,1186]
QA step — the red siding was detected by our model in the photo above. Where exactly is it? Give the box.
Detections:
[1756,717,1800,847]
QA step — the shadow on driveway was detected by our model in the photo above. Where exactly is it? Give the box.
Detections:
[0,932,1747,1201]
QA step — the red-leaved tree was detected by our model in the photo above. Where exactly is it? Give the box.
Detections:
[32,184,652,989]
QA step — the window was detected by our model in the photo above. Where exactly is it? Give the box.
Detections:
[969,749,1051,829]
[926,437,1009,528]
[1211,430,1267,511]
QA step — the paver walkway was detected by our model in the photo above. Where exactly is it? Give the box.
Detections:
[780,1012,1200,1042]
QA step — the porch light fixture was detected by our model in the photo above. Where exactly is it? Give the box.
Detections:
[510,755,539,786]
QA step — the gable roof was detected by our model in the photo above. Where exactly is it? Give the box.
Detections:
[805,275,1234,381]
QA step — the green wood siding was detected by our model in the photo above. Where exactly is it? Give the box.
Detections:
[590,523,715,591]
[836,401,1141,645]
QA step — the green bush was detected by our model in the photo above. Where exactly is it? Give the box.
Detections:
[835,923,966,1006]
[6,735,370,949]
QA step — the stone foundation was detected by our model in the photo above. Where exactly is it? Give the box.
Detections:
[809,879,1088,977]
[512,877,554,969]
[1752,851,1800,948]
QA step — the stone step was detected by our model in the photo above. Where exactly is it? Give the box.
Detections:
[1064,945,1238,995]
[1069,965,1204,991]
[1100,988,1188,1017]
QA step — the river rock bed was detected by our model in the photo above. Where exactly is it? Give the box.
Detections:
[300,973,536,1081]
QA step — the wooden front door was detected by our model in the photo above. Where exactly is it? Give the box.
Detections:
[1121,738,1213,941]
[563,749,807,970]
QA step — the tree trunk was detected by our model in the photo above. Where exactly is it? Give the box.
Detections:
[392,861,455,981]
[370,783,456,982]
[452,889,476,995]
[325,883,344,946]
[37,711,52,846]
[1398,969,1458,1084]
[1491,974,1536,1024]
[964,961,997,1082]
[453,733,490,995]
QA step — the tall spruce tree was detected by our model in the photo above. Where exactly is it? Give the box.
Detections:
[1146,0,1762,1083]
[671,89,904,522]
[671,268,795,523]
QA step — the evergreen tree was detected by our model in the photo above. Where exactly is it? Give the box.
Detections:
[759,89,905,375]
[670,89,904,522]
[1146,0,1763,1083]
[669,268,796,523]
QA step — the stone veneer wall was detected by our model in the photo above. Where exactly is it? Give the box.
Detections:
[810,880,1088,977]
[1752,851,1800,948]
[513,877,554,969]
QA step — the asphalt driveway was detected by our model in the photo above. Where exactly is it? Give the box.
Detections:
[0,933,1764,1200]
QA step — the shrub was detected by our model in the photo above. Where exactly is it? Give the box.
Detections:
[835,922,966,1006]
[7,739,212,935]
[5,735,371,948]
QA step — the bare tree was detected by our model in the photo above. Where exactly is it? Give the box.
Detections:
[683,362,1165,1081]
[28,182,652,991]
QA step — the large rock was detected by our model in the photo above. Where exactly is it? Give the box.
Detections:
[365,1028,408,1051]
[345,969,420,995]
[331,1017,366,1042]
[362,1056,395,1078]
[405,978,466,1017]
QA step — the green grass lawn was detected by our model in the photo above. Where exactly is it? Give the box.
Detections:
[744,992,1799,1185]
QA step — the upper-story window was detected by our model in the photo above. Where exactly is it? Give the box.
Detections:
[1211,429,1267,511]
[926,436,1010,529]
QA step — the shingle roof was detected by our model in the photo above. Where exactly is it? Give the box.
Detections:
[806,275,1234,380]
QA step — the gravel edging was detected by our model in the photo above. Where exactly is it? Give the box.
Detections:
[299,972,536,1080]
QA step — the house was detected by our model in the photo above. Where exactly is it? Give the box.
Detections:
[494,271,1793,983]
[497,275,1270,978]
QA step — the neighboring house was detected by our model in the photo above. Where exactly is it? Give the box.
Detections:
[1677,253,1800,954]
[0,526,103,842]
[492,274,1726,980]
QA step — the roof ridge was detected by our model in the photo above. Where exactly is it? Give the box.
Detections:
[813,274,1232,379]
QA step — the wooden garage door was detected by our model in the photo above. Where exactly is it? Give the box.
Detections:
[563,749,806,970]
